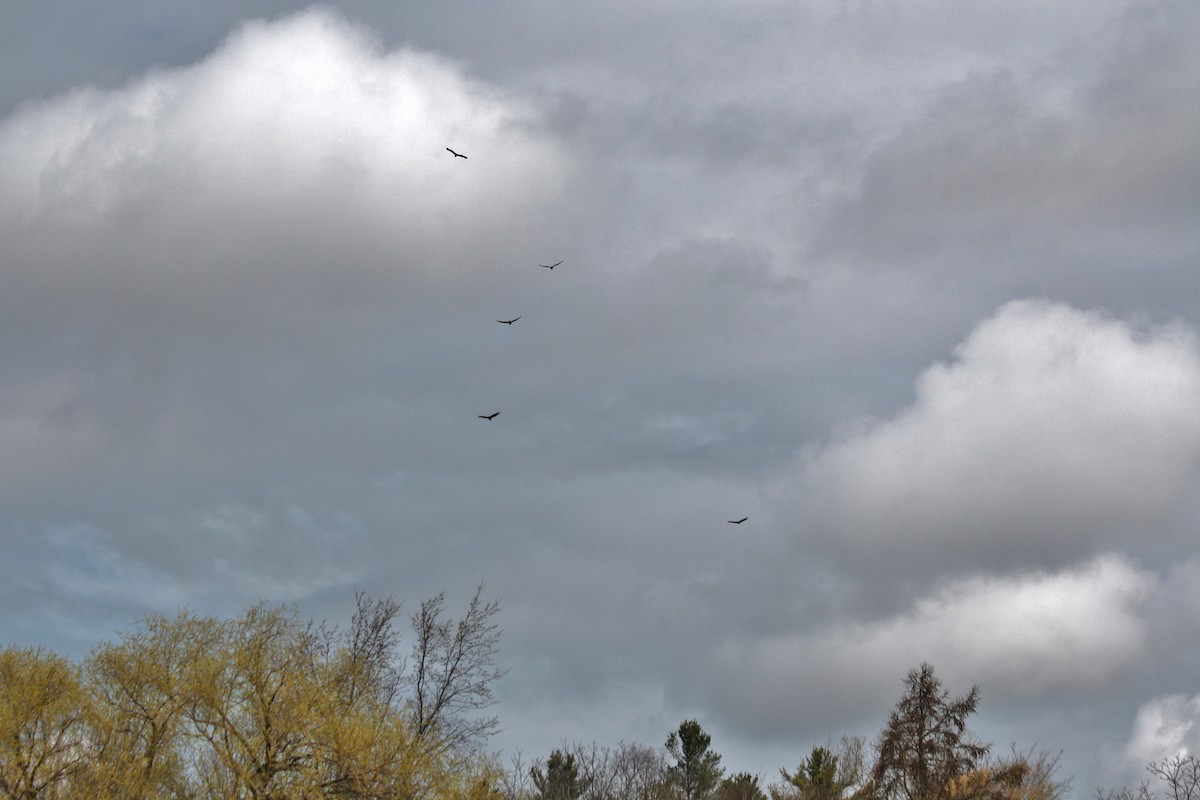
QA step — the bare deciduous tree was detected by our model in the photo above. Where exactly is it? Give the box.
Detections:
[1149,756,1200,800]
[409,582,505,751]
[837,736,870,798]
[506,740,670,800]
[1095,785,1154,800]
[501,749,536,800]
[1098,756,1200,800]
[569,741,616,800]
[339,589,406,708]
[610,741,671,800]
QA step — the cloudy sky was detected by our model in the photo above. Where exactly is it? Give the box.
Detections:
[2,0,1199,792]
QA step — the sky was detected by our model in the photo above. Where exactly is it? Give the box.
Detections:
[2,0,1199,793]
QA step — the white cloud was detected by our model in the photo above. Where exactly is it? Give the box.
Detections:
[843,555,1154,694]
[0,7,568,293]
[807,299,1200,568]
[1124,693,1200,765]
[704,554,1154,736]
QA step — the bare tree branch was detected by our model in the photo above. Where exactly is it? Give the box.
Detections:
[408,582,505,752]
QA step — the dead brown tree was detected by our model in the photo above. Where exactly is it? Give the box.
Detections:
[871,663,989,800]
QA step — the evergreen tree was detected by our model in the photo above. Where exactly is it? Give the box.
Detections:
[781,746,851,800]
[667,719,725,800]
[719,772,768,800]
[532,749,591,800]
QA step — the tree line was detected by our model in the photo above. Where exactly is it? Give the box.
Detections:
[507,667,1197,800]
[1,593,1197,800]
[505,663,1070,800]
[0,587,502,799]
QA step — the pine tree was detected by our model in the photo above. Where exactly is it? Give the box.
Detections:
[667,720,725,800]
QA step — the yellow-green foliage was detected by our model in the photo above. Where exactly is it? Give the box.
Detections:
[0,604,500,800]
[0,646,90,799]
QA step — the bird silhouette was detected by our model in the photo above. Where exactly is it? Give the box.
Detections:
[478,412,500,420]
[497,316,521,325]
[728,517,748,524]
[446,148,468,159]
[540,261,563,269]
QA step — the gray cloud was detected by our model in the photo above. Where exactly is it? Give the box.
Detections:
[814,1,1200,318]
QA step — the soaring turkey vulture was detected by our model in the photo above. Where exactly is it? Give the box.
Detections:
[497,316,521,325]
[540,261,563,269]
[446,148,468,159]
[478,412,500,420]
[728,517,748,524]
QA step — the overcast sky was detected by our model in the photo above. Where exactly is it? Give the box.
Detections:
[3,0,1200,792]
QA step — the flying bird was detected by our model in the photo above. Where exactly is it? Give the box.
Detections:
[497,316,521,325]
[478,412,500,420]
[540,261,563,269]
[728,517,748,524]
[446,148,468,159]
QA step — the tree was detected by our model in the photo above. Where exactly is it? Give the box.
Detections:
[939,744,1069,800]
[500,749,537,800]
[837,736,871,800]
[181,603,330,797]
[531,749,592,800]
[718,773,768,800]
[409,583,505,752]
[948,768,1024,800]
[778,747,852,800]
[84,610,223,799]
[571,742,614,800]
[666,720,724,800]
[0,589,506,799]
[1148,756,1200,800]
[0,646,93,800]
[773,739,871,800]
[609,741,672,800]
[870,663,989,800]
[1097,755,1200,800]
[504,741,670,800]
[982,746,1071,800]
[335,589,406,710]
[785,747,840,800]
[178,601,487,799]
